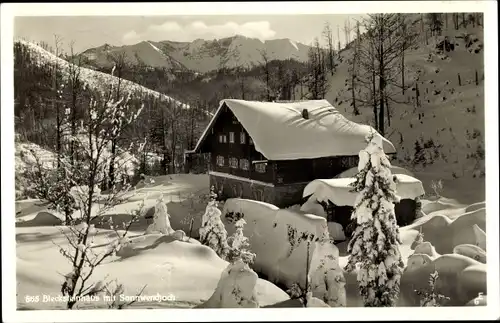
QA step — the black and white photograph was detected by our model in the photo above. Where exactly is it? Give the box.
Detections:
[1,1,498,322]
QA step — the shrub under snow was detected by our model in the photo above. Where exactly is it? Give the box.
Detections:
[199,191,230,259]
[145,195,175,235]
[199,258,259,308]
[227,218,256,265]
[345,132,404,307]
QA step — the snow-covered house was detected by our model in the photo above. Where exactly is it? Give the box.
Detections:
[301,174,425,235]
[184,99,396,207]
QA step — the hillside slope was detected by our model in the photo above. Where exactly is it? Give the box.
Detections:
[16,40,189,108]
[318,21,485,203]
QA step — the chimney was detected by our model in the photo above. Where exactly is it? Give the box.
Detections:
[302,108,309,119]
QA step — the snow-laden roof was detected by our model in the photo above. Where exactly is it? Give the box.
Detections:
[188,99,396,160]
[303,174,425,207]
[336,165,414,178]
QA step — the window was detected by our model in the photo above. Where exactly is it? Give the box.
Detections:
[240,132,246,144]
[229,157,238,168]
[255,163,267,173]
[216,155,225,167]
[249,137,254,145]
[239,159,250,170]
[229,132,235,143]
[219,134,227,143]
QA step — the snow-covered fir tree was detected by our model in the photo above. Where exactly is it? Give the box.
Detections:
[345,132,404,307]
[227,218,256,265]
[199,188,230,259]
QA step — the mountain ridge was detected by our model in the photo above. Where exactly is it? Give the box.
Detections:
[79,35,313,73]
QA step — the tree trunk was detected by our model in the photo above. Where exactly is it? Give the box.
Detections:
[108,138,116,189]
[351,73,358,115]
[378,18,385,136]
[401,48,405,94]
[371,47,378,130]
[385,94,391,127]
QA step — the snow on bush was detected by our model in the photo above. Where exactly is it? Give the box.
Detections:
[199,191,230,259]
[227,219,256,265]
[144,195,175,235]
[345,132,404,307]
[415,271,450,306]
[308,236,346,307]
[200,259,259,308]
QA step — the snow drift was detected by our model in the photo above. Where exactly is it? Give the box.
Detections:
[16,226,288,309]
[222,198,346,306]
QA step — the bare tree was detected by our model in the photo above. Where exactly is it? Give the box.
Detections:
[323,22,336,75]
[106,51,129,189]
[52,34,64,170]
[258,49,272,101]
[25,84,145,309]
[66,41,83,167]
[305,38,329,100]
[354,14,419,136]
[337,25,341,52]
[347,21,361,115]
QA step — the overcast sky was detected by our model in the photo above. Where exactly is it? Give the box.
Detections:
[14,14,365,54]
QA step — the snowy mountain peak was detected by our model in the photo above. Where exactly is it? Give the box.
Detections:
[80,36,312,73]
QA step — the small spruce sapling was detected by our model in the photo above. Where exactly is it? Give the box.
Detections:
[227,218,256,265]
[199,187,230,259]
[345,131,404,307]
[415,271,450,306]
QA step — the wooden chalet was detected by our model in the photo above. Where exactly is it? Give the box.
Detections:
[184,99,396,208]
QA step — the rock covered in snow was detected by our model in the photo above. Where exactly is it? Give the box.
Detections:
[300,197,327,218]
[472,224,486,251]
[327,222,346,241]
[453,244,486,264]
[198,259,259,308]
[413,241,438,258]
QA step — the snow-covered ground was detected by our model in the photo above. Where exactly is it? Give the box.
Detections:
[15,173,487,309]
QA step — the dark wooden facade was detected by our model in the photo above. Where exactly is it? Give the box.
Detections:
[188,103,363,207]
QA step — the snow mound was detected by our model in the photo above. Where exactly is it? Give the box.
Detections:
[413,241,438,258]
[16,211,63,227]
[473,224,486,251]
[465,201,486,213]
[299,197,327,218]
[222,198,346,304]
[308,239,346,307]
[327,222,346,241]
[405,207,486,254]
[453,244,486,264]
[303,174,425,207]
[197,259,259,308]
[421,198,464,215]
[399,254,486,306]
